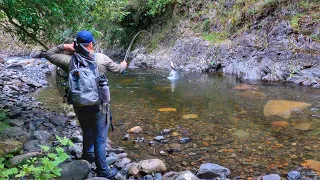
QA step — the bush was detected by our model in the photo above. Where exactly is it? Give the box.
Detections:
[0,136,74,179]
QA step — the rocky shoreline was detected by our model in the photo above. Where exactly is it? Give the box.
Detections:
[0,57,319,180]
[129,20,320,89]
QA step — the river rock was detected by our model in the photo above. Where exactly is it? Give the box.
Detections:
[68,143,82,158]
[182,114,198,119]
[1,126,29,140]
[127,126,143,133]
[10,152,41,166]
[155,136,165,141]
[294,123,312,131]
[34,130,52,140]
[196,163,230,179]
[162,172,179,180]
[175,171,199,180]
[49,115,67,126]
[238,91,267,99]
[271,121,289,127]
[179,138,192,144]
[57,160,91,180]
[263,100,311,119]
[70,135,83,143]
[23,140,51,152]
[66,112,76,118]
[262,174,281,180]
[9,119,24,126]
[7,64,24,71]
[158,108,177,112]
[233,84,258,90]
[169,143,181,150]
[0,140,22,156]
[8,108,22,119]
[303,160,320,172]
[233,129,249,138]
[287,171,301,180]
[115,157,131,168]
[138,159,167,174]
[85,178,108,180]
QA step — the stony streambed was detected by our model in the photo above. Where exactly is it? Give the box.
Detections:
[0,57,320,180]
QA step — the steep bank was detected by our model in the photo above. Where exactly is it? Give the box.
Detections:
[129,0,320,88]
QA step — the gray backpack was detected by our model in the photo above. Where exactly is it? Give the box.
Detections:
[67,53,100,106]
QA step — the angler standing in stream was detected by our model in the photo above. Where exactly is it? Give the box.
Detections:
[35,30,127,178]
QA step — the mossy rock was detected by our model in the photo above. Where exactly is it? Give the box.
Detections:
[0,140,23,157]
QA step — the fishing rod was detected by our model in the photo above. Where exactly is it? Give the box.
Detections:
[124,30,149,63]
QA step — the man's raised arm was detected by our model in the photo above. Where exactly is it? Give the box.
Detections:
[41,44,74,72]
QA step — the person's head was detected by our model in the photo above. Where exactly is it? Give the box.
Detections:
[75,30,96,52]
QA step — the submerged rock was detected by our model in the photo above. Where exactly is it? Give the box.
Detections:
[271,121,290,127]
[127,126,143,133]
[196,163,230,179]
[294,123,312,131]
[262,174,281,180]
[182,114,198,119]
[238,91,267,99]
[302,160,320,172]
[263,100,311,119]
[233,129,249,138]
[233,84,258,90]
[158,108,177,112]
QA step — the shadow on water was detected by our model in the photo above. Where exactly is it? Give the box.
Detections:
[32,68,320,176]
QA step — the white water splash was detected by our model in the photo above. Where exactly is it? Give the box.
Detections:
[167,70,179,80]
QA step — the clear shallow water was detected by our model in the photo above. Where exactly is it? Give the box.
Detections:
[33,69,320,177]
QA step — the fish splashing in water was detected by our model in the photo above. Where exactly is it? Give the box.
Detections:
[167,61,179,80]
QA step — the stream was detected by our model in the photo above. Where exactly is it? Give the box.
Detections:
[32,68,320,176]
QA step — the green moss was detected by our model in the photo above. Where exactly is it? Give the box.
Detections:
[290,13,302,29]
[202,31,229,44]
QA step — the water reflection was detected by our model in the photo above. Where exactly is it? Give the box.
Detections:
[32,69,320,177]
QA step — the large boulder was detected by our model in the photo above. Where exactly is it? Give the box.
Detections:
[196,163,230,179]
[57,160,91,180]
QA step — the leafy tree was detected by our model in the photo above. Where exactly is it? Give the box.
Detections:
[0,0,95,49]
[0,0,175,48]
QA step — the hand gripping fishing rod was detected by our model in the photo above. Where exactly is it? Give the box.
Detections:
[122,30,149,74]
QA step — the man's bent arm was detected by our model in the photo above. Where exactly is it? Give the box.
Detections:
[42,44,72,72]
[102,54,127,74]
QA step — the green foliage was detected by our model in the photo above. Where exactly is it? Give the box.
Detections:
[0,136,73,179]
[0,0,96,47]
[146,0,173,16]
[0,0,175,48]
[0,110,9,132]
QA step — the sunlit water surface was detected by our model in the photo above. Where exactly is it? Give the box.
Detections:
[33,68,320,177]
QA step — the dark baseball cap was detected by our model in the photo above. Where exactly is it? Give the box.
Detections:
[76,30,96,44]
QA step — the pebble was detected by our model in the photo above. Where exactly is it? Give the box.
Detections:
[154,136,165,141]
